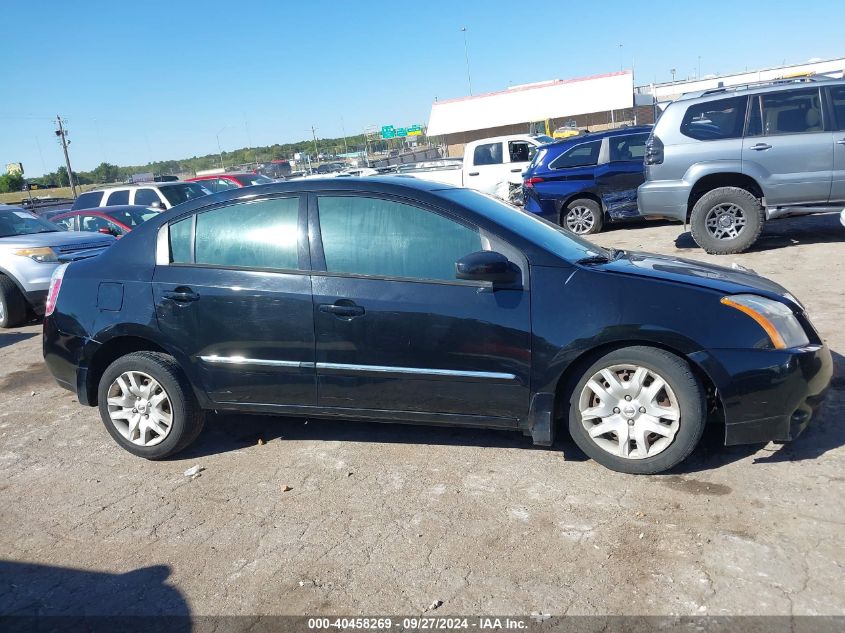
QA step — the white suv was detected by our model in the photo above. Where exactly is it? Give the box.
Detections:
[71,181,211,211]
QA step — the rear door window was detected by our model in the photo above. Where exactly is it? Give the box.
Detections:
[830,86,845,130]
[758,88,823,135]
[473,142,504,166]
[680,96,747,141]
[608,133,649,161]
[549,140,601,169]
[193,197,300,270]
[105,189,130,205]
[134,188,162,206]
[72,191,102,210]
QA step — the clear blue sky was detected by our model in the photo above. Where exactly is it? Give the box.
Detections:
[1,0,841,176]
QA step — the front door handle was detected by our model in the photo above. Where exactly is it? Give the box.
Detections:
[510,168,523,173]
[749,143,772,151]
[163,287,200,302]
[837,138,845,145]
[319,303,365,318]
[467,171,479,176]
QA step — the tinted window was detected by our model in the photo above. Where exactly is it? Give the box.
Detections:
[215,178,238,191]
[194,197,299,270]
[105,189,130,205]
[105,207,158,227]
[169,217,193,263]
[72,191,102,210]
[549,140,601,169]
[831,86,845,130]
[134,188,162,206]
[53,216,75,231]
[473,142,503,166]
[760,88,823,135]
[680,96,747,141]
[508,141,532,163]
[318,196,482,281]
[609,133,649,161]
[438,189,608,262]
[160,183,210,206]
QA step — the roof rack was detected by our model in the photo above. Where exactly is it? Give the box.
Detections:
[689,75,835,99]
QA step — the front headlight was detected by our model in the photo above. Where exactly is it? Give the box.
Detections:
[12,247,58,263]
[721,294,809,349]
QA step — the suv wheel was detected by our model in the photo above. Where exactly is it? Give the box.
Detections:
[97,351,205,459]
[562,199,603,235]
[690,187,764,254]
[0,275,27,329]
[566,346,706,474]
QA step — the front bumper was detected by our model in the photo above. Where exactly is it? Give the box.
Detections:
[636,180,690,221]
[690,344,833,445]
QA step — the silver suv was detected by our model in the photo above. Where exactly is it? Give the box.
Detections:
[638,77,845,254]
[0,205,113,328]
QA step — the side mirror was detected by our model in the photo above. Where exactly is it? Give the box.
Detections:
[455,251,519,284]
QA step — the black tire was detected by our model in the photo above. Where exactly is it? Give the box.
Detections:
[689,187,764,254]
[566,346,706,475]
[97,351,205,459]
[561,198,604,235]
[0,275,28,329]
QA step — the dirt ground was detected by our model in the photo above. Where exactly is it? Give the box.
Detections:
[1,212,843,619]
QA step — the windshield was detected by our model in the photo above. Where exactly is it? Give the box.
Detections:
[438,189,608,262]
[534,135,555,144]
[0,209,60,238]
[105,207,159,227]
[160,183,211,206]
[233,174,274,187]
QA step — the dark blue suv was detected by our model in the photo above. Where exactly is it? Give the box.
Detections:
[522,126,652,234]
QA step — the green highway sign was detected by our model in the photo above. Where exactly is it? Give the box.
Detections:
[395,127,407,138]
[381,124,423,140]
[380,125,395,139]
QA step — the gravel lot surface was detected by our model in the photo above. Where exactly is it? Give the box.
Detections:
[1,212,843,619]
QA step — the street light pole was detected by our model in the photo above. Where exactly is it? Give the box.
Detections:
[215,126,227,169]
[670,68,676,83]
[460,27,473,95]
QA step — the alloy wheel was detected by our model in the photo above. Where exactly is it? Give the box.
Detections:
[705,203,747,240]
[106,371,173,446]
[578,364,681,460]
[565,206,596,234]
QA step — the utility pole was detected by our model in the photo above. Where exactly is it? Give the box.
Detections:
[460,27,473,95]
[55,116,77,198]
[311,126,320,160]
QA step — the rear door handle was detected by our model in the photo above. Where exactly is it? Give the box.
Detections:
[163,288,200,302]
[749,143,772,151]
[319,303,365,318]
[467,171,479,176]
[837,138,845,145]
[510,168,523,173]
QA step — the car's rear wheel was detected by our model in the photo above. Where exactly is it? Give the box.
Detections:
[0,275,27,329]
[690,187,764,254]
[97,351,205,459]
[562,199,604,235]
[566,346,706,474]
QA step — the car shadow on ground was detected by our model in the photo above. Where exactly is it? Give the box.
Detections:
[674,211,844,252]
[184,349,845,474]
[0,332,36,350]
[0,560,189,629]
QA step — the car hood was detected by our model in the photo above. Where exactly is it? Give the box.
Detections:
[601,251,794,303]
[0,230,115,251]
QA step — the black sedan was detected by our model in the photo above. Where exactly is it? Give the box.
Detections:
[42,178,832,474]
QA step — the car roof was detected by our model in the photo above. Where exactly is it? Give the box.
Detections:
[58,205,154,216]
[541,125,653,148]
[88,181,195,193]
[675,76,845,104]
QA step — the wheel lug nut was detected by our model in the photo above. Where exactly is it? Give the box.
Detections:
[613,407,620,414]
[625,395,632,401]
[627,419,635,426]
[639,406,646,413]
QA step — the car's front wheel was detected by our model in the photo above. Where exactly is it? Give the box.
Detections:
[0,275,27,329]
[562,199,604,235]
[97,351,205,459]
[690,187,764,254]
[566,346,706,474]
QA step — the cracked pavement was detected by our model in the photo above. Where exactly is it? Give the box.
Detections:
[0,213,843,617]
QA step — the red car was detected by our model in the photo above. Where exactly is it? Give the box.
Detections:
[50,205,160,238]
[186,172,274,193]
